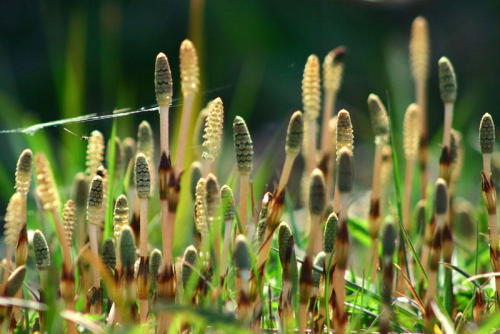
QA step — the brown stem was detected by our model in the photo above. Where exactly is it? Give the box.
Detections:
[139,299,148,323]
[298,302,308,334]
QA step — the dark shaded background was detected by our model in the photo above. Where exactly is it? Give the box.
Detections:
[0,0,499,208]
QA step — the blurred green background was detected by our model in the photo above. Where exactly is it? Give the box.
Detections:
[0,0,499,228]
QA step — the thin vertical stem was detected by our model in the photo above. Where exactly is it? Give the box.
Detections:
[306,215,322,257]
[140,299,148,323]
[369,242,379,284]
[320,92,335,156]
[483,154,491,178]
[307,121,317,172]
[139,198,148,257]
[220,220,232,278]
[175,94,194,172]
[417,80,428,199]
[88,224,100,288]
[159,105,170,154]
[333,183,340,214]
[239,173,249,235]
[443,103,453,149]
[277,157,294,194]
[161,201,170,263]
[403,160,415,231]
[369,144,383,281]
[372,145,382,204]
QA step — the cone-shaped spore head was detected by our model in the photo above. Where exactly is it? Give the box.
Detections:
[179,39,200,96]
[15,149,33,196]
[278,222,293,266]
[438,56,457,104]
[435,178,448,215]
[155,52,173,106]
[308,168,326,215]
[286,111,304,156]
[119,226,136,269]
[221,185,235,222]
[336,109,354,153]
[33,229,50,270]
[337,147,353,193]
[479,113,495,155]
[367,94,389,139]
[233,116,254,174]
[382,222,396,258]
[135,153,151,198]
[102,238,116,269]
[324,212,338,253]
[234,234,251,273]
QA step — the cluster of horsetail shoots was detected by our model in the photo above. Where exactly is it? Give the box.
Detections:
[2,18,500,333]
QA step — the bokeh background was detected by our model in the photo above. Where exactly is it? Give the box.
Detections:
[0,0,499,246]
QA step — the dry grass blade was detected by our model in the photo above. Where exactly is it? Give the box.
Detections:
[60,310,107,334]
[0,297,47,311]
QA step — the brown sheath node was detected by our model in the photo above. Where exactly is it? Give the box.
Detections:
[137,256,150,300]
[368,199,381,237]
[318,153,330,176]
[159,152,182,211]
[130,213,140,241]
[158,262,176,301]
[336,222,349,269]
[299,257,313,303]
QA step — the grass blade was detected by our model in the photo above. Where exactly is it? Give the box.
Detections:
[104,118,117,240]
[387,92,428,282]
